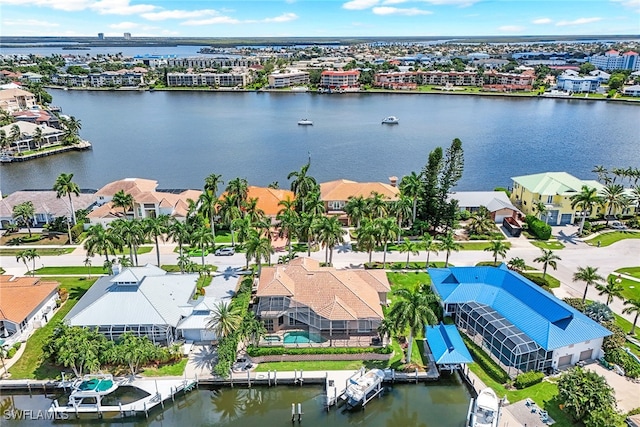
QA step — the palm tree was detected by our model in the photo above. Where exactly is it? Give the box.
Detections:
[143,215,168,266]
[622,299,640,335]
[167,219,191,262]
[218,194,242,247]
[631,186,640,214]
[484,240,509,264]
[226,177,249,212]
[16,250,31,274]
[314,216,344,265]
[244,197,265,223]
[533,248,561,280]
[600,184,629,225]
[570,185,602,235]
[376,217,400,268]
[231,216,254,246]
[296,211,318,257]
[111,190,134,218]
[287,162,317,213]
[438,232,460,267]
[534,201,548,223]
[596,276,624,306]
[198,190,219,242]
[12,201,35,236]
[9,124,21,152]
[192,224,216,269]
[392,195,413,242]
[388,287,438,364]
[356,219,378,264]
[507,257,526,272]
[244,230,274,272]
[204,173,224,198]
[84,224,121,264]
[53,172,80,243]
[573,266,605,304]
[466,212,494,236]
[31,126,43,149]
[23,249,40,277]
[111,219,144,266]
[399,238,419,268]
[377,317,395,346]
[344,195,368,228]
[399,171,422,223]
[302,189,324,216]
[277,198,298,255]
[84,257,92,278]
[206,301,242,340]
[422,233,439,268]
[366,192,388,219]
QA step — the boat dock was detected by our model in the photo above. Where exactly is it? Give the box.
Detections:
[0,140,92,164]
[48,376,197,419]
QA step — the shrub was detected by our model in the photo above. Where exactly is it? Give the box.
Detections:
[20,235,42,243]
[462,335,509,384]
[456,210,471,221]
[563,298,586,312]
[71,223,84,240]
[514,371,544,389]
[602,321,625,353]
[494,187,511,198]
[6,348,17,358]
[582,221,593,232]
[525,215,552,240]
[584,302,614,323]
[605,348,640,379]
[58,288,69,302]
[246,345,392,357]
[12,342,21,350]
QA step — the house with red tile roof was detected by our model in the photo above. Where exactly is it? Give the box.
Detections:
[255,258,390,344]
[0,88,36,112]
[319,179,400,225]
[0,275,59,346]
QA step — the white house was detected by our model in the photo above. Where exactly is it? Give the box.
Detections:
[448,191,520,223]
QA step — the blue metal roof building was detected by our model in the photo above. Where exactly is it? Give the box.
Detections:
[426,323,473,371]
[429,265,610,375]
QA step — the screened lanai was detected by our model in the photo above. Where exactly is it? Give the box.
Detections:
[456,301,552,377]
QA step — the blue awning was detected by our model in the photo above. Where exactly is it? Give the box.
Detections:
[426,323,473,365]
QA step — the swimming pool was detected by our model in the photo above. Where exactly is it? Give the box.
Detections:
[283,331,326,344]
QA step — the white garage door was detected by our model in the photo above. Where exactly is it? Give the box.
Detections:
[495,214,508,224]
[579,349,593,361]
[558,355,572,367]
[200,329,217,342]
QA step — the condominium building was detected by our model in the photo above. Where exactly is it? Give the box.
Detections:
[268,69,310,88]
[167,56,261,69]
[166,71,253,88]
[589,50,640,71]
[320,70,360,89]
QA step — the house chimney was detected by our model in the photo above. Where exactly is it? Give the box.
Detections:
[389,176,398,187]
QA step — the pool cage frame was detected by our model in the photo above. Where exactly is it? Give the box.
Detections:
[95,324,175,345]
[454,302,552,377]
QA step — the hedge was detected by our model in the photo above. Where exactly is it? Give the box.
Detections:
[461,335,510,384]
[520,272,552,293]
[525,215,552,240]
[514,371,544,389]
[247,345,392,357]
[604,348,640,379]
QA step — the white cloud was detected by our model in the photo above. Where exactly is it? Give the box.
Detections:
[611,0,640,12]
[141,9,220,21]
[109,21,138,29]
[556,17,602,26]
[0,0,91,12]
[532,18,552,24]
[373,6,432,15]
[263,13,298,23]
[182,16,241,26]
[498,25,525,32]
[90,0,156,15]
[381,0,408,4]
[2,18,60,27]
[418,0,479,6]
[343,0,379,10]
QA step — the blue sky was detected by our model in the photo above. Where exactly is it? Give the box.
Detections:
[1,0,639,38]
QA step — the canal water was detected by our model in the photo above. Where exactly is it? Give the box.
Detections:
[1,380,471,426]
[1,90,638,195]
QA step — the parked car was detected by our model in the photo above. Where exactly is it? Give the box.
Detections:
[214,247,235,256]
[610,221,627,230]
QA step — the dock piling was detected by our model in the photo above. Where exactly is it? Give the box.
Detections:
[230,369,234,388]
[144,402,148,418]
[268,370,271,387]
[298,403,302,422]
[247,370,251,388]
[119,402,124,418]
[299,370,303,386]
[274,370,277,386]
[415,368,418,384]
[291,403,295,422]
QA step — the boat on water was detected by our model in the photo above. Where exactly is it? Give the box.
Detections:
[381,116,399,124]
[344,368,385,408]
[67,374,119,407]
[467,388,500,427]
[298,119,313,126]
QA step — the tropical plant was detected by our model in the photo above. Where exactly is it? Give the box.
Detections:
[344,195,368,228]
[287,161,317,213]
[392,195,413,241]
[167,218,191,260]
[484,240,509,264]
[573,266,605,304]
[356,219,377,263]
[600,184,629,225]
[239,312,266,348]
[296,211,318,256]
[226,177,249,212]
[375,217,400,268]
[507,257,526,272]
[204,173,224,198]
[533,248,561,280]
[399,238,420,268]
[111,218,144,266]
[111,190,134,218]
[276,197,298,255]
[622,299,640,335]
[218,194,242,247]
[198,190,219,241]
[84,224,121,263]
[570,185,602,235]
[438,232,460,267]
[366,192,388,219]
[557,367,617,423]
[377,317,395,346]
[206,301,243,340]
[399,171,422,223]
[45,324,107,377]
[314,216,344,265]
[84,257,92,277]
[533,201,548,223]
[53,172,80,243]
[595,276,624,306]
[192,223,216,268]
[143,215,168,266]
[31,126,43,149]
[16,249,31,274]
[466,212,494,236]
[109,333,159,376]
[388,287,438,364]
[422,233,439,267]
[244,230,274,271]
[584,302,614,323]
[12,201,35,236]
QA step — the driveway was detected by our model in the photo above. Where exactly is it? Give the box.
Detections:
[585,362,640,413]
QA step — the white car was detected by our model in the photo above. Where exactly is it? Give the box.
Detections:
[214,247,235,256]
[610,221,627,230]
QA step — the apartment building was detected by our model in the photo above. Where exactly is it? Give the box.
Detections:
[166,71,253,88]
[588,50,640,71]
[319,70,360,89]
[268,69,310,88]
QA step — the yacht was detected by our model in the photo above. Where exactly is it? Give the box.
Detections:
[67,374,119,407]
[298,119,313,126]
[467,388,500,427]
[344,368,385,408]
[381,116,399,124]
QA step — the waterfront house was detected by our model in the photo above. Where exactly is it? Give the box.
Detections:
[448,191,520,223]
[255,258,390,345]
[319,179,399,225]
[556,72,602,93]
[65,265,205,344]
[87,178,201,225]
[429,265,611,376]
[0,121,65,154]
[0,275,59,346]
[0,189,97,229]
[624,85,640,96]
[12,107,60,128]
[245,186,295,219]
[0,88,36,112]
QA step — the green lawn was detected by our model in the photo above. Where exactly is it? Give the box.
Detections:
[613,312,640,341]
[140,358,188,377]
[114,246,153,255]
[0,248,74,256]
[365,261,448,270]
[530,240,565,250]
[31,266,107,275]
[524,272,562,288]
[616,267,640,279]
[584,231,640,247]
[8,277,97,379]
[607,274,640,301]
[386,271,431,292]
[458,242,512,251]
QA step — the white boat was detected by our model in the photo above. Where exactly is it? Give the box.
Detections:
[67,374,119,407]
[344,368,385,408]
[298,119,313,126]
[467,388,500,427]
[381,116,399,124]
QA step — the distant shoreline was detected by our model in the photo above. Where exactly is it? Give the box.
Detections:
[45,85,640,104]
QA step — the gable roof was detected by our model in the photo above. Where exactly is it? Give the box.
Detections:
[65,265,198,328]
[426,323,473,365]
[320,179,399,202]
[256,258,386,321]
[429,265,611,350]
[0,275,59,324]
[511,172,604,196]
[448,191,519,213]
[95,178,159,197]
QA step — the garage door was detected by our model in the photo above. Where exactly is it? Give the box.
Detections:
[560,214,573,225]
[558,355,572,367]
[579,349,593,361]
[200,329,217,342]
[494,214,507,224]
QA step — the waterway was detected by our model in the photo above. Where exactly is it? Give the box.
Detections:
[1,382,471,426]
[1,90,638,195]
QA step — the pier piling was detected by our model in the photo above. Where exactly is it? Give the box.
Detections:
[274,370,278,386]
[291,403,295,422]
[298,403,302,422]
[119,402,124,418]
[247,370,251,388]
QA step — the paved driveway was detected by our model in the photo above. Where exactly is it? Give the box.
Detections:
[585,362,640,413]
